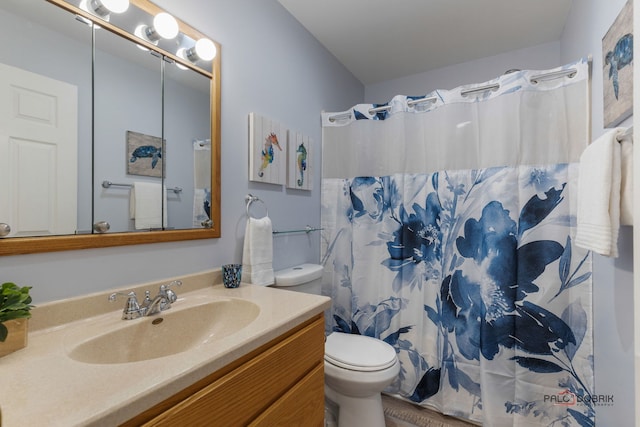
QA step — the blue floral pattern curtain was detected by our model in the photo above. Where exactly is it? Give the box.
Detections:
[321,59,594,426]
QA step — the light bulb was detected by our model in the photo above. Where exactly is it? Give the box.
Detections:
[87,0,129,17]
[134,24,159,45]
[194,38,217,61]
[153,12,179,40]
[173,51,189,70]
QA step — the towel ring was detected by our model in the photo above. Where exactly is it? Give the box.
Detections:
[245,194,269,218]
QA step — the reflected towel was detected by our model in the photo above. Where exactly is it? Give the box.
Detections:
[129,182,167,230]
[242,216,274,286]
[575,128,629,257]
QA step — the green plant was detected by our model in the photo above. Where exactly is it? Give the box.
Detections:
[0,282,33,342]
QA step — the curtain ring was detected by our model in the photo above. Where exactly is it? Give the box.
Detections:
[245,194,269,218]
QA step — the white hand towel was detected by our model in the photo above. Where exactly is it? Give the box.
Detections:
[575,128,625,257]
[242,216,274,286]
[129,182,167,230]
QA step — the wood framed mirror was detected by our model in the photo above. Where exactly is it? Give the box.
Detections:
[0,0,221,256]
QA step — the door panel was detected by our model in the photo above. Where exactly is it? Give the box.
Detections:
[0,62,78,237]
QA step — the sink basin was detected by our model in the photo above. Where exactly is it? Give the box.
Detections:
[66,298,260,364]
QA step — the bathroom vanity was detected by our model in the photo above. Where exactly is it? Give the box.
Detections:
[124,315,325,426]
[0,270,330,426]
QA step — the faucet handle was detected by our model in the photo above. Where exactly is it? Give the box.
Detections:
[165,280,182,289]
[161,280,182,304]
[141,290,152,308]
[108,291,143,320]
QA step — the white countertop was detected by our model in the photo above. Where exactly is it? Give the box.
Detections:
[0,270,331,426]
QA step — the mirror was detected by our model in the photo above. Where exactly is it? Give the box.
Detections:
[0,0,94,239]
[0,0,221,255]
[93,26,164,233]
[163,63,212,231]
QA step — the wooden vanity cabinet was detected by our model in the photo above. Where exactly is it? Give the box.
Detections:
[122,314,325,427]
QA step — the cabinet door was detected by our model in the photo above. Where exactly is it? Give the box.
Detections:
[141,316,325,427]
[249,363,324,427]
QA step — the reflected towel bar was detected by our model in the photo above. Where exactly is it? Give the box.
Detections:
[102,180,183,194]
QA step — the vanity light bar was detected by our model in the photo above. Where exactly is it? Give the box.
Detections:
[61,0,217,74]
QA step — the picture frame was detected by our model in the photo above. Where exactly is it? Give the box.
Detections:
[126,130,163,178]
[602,0,633,128]
[249,113,286,185]
[287,131,312,191]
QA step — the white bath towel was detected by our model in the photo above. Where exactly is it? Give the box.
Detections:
[619,136,634,226]
[575,128,629,257]
[242,216,274,286]
[129,182,167,230]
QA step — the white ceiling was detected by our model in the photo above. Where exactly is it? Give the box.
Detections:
[277,0,573,85]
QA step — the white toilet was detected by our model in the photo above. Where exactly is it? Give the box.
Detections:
[272,264,400,427]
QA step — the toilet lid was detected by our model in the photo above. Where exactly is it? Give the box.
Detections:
[324,332,397,372]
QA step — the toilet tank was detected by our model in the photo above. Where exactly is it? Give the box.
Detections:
[272,263,323,295]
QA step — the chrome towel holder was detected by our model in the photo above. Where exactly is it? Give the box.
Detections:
[245,194,269,218]
[244,194,323,234]
[273,225,323,235]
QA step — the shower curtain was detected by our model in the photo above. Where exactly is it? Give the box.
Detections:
[321,58,594,426]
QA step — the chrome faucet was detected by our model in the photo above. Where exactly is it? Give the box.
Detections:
[109,280,182,320]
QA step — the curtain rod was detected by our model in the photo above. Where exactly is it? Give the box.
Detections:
[327,67,579,123]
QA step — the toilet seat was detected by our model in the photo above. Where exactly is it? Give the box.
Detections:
[325,332,397,372]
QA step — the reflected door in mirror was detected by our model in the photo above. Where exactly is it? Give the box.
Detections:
[0,0,93,238]
[0,63,78,237]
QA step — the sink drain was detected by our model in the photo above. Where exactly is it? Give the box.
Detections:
[152,318,164,325]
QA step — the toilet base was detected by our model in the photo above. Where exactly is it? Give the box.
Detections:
[325,384,386,427]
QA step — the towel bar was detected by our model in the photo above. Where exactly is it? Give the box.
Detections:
[102,180,182,194]
[273,226,323,235]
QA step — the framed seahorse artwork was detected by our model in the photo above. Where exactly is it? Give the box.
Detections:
[249,113,286,185]
[287,131,312,191]
[602,0,633,128]
[126,130,164,178]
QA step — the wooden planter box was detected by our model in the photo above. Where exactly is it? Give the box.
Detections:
[0,319,28,357]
